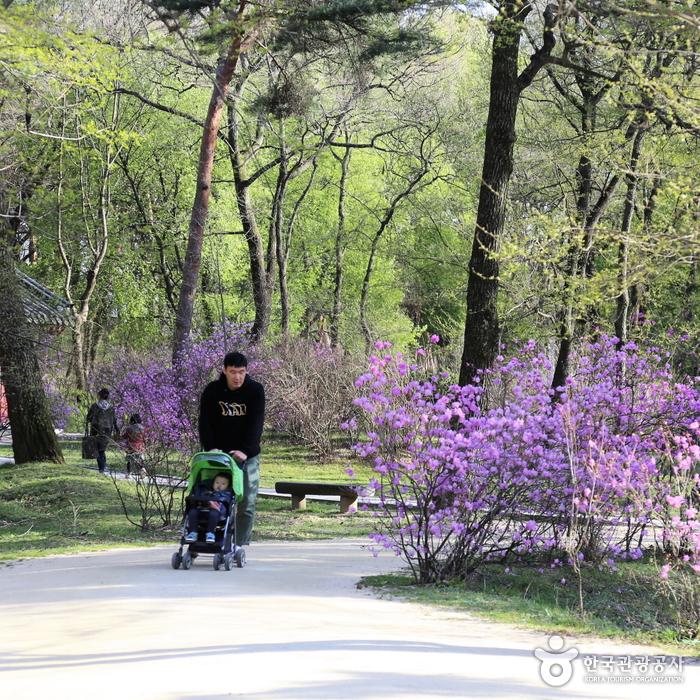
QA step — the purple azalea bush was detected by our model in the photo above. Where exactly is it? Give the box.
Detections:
[108,323,255,456]
[97,325,359,464]
[46,380,77,431]
[349,337,700,585]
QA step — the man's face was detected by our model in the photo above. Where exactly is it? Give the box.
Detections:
[213,476,230,492]
[223,364,246,390]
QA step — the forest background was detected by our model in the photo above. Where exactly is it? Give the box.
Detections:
[0,0,699,456]
[2,1,700,643]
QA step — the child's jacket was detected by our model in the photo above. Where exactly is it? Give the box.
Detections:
[190,480,233,518]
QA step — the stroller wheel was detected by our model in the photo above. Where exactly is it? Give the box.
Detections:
[223,553,232,571]
[182,551,192,570]
[234,548,246,569]
[171,552,182,570]
[212,553,222,571]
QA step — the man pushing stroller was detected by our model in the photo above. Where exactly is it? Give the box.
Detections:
[172,351,264,572]
[198,351,265,550]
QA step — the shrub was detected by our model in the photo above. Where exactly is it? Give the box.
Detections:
[108,441,189,531]
[262,340,362,458]
[104,330,360,460]
[652,426,700,637]
[350,337,700,586]
[106,323,254,454]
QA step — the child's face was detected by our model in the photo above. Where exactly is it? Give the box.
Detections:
[212,476,230,492]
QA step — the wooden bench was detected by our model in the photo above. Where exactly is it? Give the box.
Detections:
[274,481,361,514]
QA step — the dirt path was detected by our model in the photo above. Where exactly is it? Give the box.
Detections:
[0,539,697,699]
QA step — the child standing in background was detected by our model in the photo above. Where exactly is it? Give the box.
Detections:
[121,413,146,476]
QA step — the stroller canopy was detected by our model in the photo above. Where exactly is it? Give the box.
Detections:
[187,451,244,504]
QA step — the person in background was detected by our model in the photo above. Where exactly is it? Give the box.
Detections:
[198,351,265,549]
[86,388,118,474]
[121,413,146,477]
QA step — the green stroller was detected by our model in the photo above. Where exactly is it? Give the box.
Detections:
[171,451,246,571]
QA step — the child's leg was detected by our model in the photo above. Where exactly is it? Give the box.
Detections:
[187,508,201,532]
[205,508,219,534]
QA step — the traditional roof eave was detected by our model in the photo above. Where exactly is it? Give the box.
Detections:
[16,269,73,331]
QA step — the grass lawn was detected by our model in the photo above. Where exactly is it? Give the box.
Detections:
[259,437,373,487]
[363,562,700,656]
[0,436,373,488]
[0,438,376,561]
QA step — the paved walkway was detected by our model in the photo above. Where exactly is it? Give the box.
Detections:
[0,539,697,699]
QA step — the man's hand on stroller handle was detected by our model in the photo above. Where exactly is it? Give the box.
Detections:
[206,447,246,464]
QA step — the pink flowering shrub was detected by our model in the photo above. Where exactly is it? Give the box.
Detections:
[652,427,700,636]
[99,326,361,466]
[659,426,700,566]
[106,323,255,455]
[350,337,700,585]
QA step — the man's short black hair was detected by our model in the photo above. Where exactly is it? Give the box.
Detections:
[98,387,110,400]
[223,351,248,368]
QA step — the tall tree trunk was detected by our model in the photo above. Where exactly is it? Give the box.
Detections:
[630,177,661,326]
[72,318,88,391]
[173,27,251,359]
[614,126,646,345]
[552,118,638,389]
[265,126,286,336]
[550,72,622,390]
[551,96,596,392]
[458,2,551,385]
[331,142,351,349]
[551,173,620,389]
[264,201,278,336]
[274,170,290,336]
[0,226,63,464]
[278,156,318,339]
[227,102,269,340]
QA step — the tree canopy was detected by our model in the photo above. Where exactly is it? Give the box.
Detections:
[0,0,697,387]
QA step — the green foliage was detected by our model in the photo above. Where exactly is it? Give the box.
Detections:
[2,1,698,381]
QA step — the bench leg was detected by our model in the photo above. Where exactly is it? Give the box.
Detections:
[340,494,358,514]
[291,494,307,510]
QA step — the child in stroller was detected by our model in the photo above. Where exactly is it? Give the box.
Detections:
[172,451,246,571]
[185,472,233,543]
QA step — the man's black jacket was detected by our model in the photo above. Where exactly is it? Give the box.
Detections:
[198,374,265,458]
